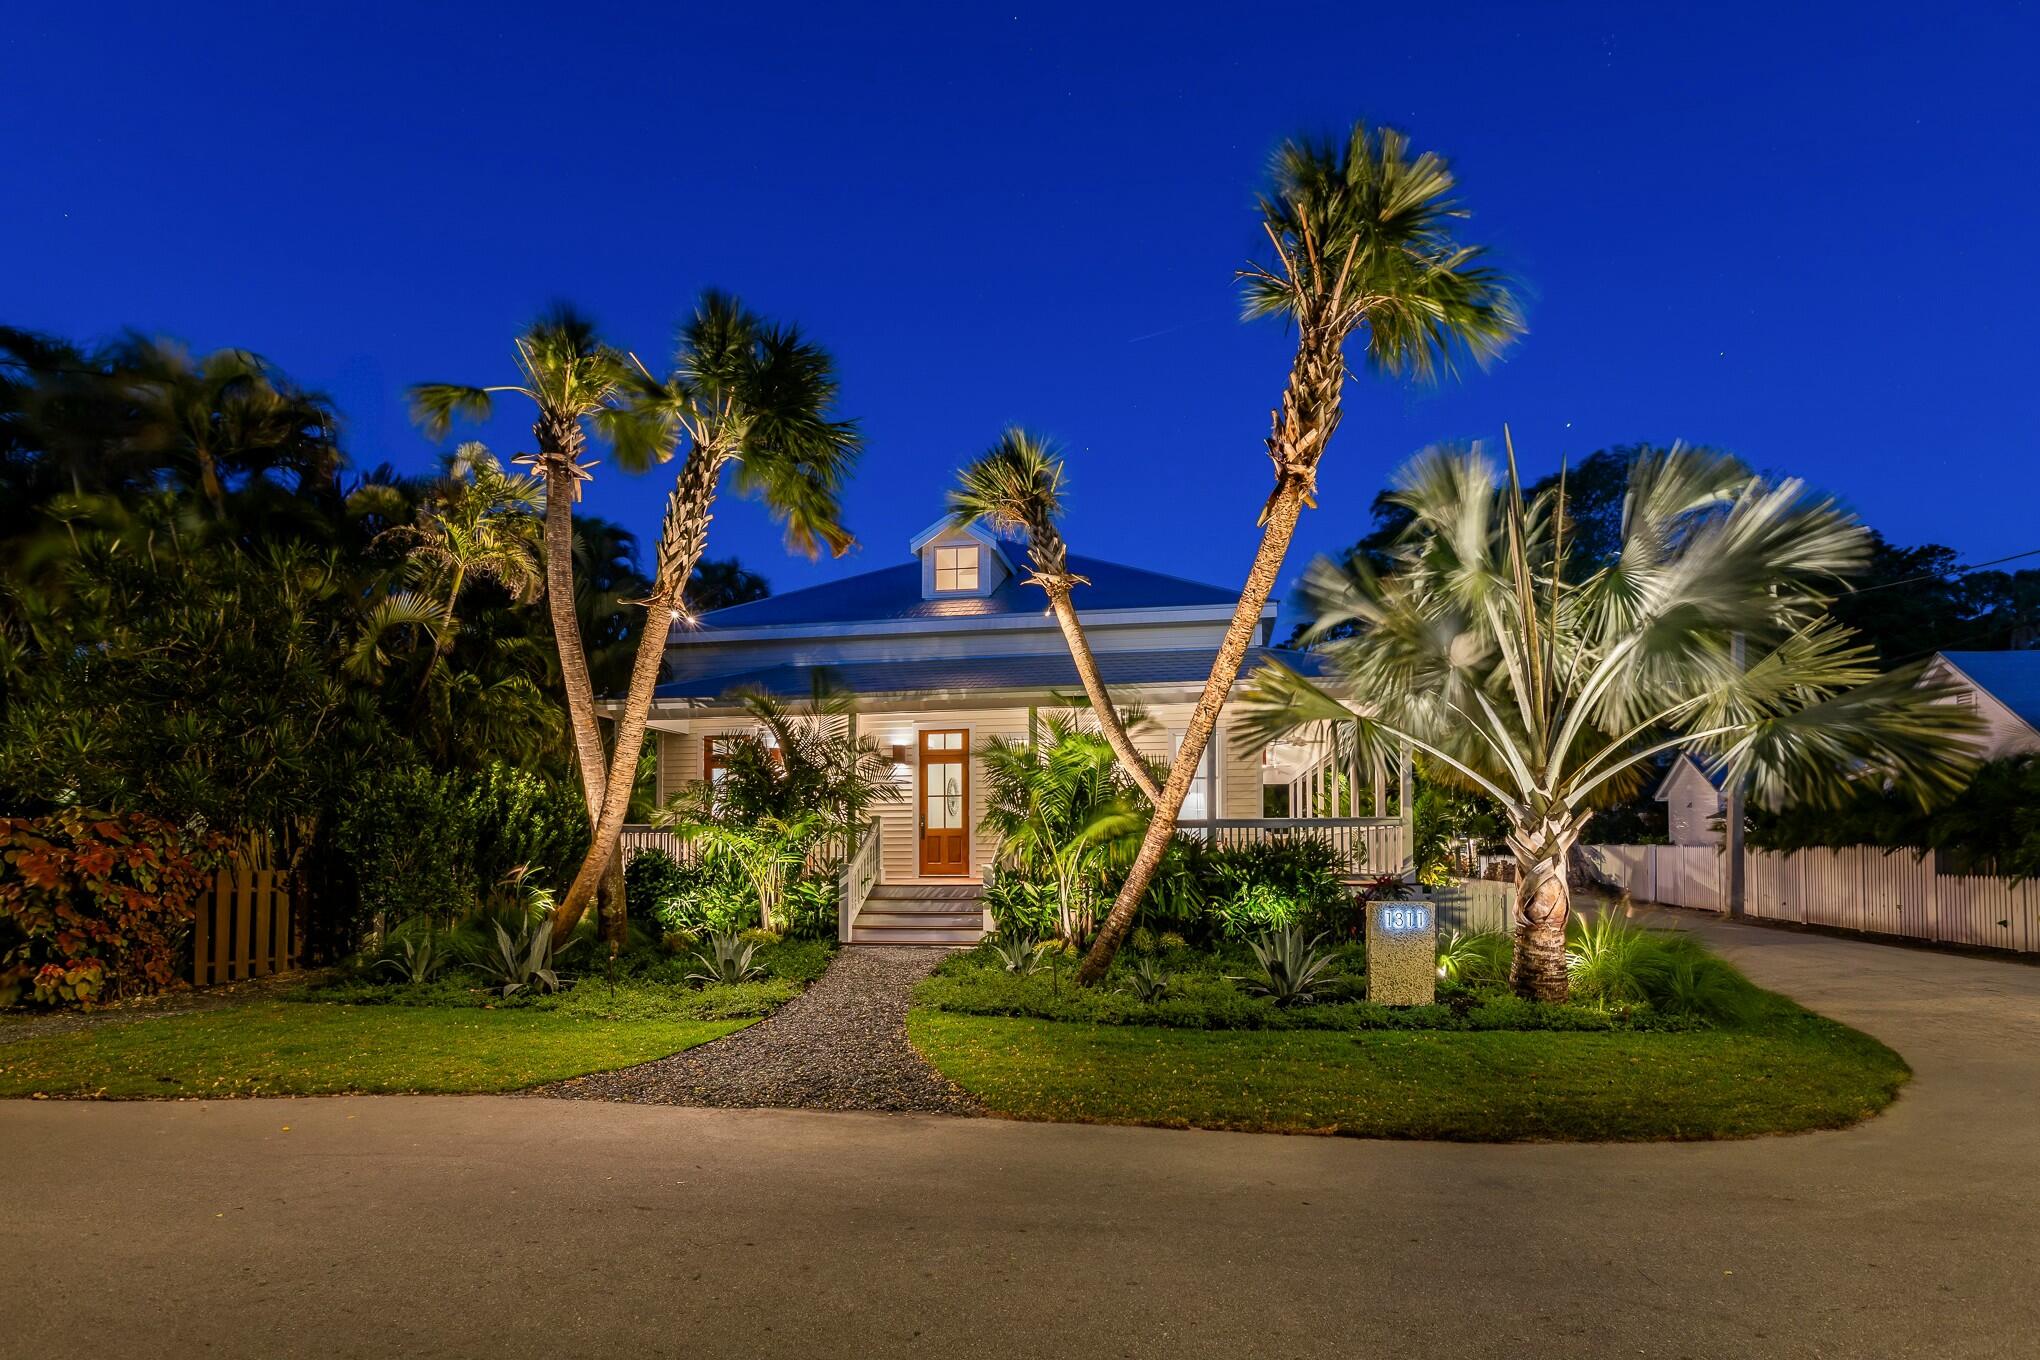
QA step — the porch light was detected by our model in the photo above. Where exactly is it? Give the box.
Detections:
[889,742,910,764]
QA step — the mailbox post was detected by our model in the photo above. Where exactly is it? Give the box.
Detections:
[1366,899,1437,1006]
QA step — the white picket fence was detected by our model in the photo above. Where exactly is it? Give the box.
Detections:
[1576,844,2040,954]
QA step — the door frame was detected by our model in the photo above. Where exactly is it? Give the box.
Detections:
[916,726,973,878]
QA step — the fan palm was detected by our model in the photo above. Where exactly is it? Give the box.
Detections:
[1235,438,1982,1000]
[954,122,1522,984]
[410,307,673,837]
[554,293,861,936]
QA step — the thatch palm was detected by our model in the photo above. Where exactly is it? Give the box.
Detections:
[554,293,860,936]
[1236,440,1981,1000]
[410,309,671,839]
[957,122,1522,984]
[390,444,543,688]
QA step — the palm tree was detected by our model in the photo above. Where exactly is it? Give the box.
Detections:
[1235,439,1982,1000]
[979,711,1149,942]
[410,308,672,840]
[955,122,1522,984]
[388,444,543,689]
[951,430,1162,804]
[552,293,861,937]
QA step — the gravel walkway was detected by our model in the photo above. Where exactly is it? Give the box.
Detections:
[541,946,980,1114]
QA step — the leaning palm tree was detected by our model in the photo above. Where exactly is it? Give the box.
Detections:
[957,122,1523,985]
[951,430,1162,804]
[1235,439,1982,1001]
[552,293,860,937]
[410,309,672,839]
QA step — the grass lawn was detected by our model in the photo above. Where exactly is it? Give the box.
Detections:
[0,1002,747,1099]
[907,998,1910,1141]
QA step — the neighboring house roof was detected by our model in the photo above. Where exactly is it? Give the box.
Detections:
[653,646,1328,703]
[1936,651,2040,734]
[685,553,1240,631]
[1652,751,1727,801]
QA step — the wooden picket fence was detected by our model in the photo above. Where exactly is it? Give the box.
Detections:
[192,855,295,985]
[1575,843,2040,955]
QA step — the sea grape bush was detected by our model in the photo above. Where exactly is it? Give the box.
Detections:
[0,809,222,1008]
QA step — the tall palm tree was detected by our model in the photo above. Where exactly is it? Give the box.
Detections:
[956,122,1523,984]
[410,308,672,838]
[951,430,1162,804]
[552,292,861,937]
[1235,440,1982,1000]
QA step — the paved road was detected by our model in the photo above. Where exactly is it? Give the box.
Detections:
[5,917,2037,1359]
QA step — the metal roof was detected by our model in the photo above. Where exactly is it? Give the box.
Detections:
[683,553,1240,632]
[653,646,1329,703]
[1938,650,2040,733]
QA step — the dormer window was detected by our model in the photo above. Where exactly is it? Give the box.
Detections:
[933,545,980,593]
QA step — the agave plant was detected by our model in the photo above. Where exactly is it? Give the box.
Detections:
[986,933,1049,976]
[1236,927,1342,1006]
[1118,955,1175,1003]
[686,930,766,986]
[374,926,454,985]
[474,918,565,998]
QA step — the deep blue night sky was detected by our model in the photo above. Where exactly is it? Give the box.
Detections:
[7,1,2038,613]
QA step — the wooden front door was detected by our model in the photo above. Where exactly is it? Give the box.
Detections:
[918,729,970,876]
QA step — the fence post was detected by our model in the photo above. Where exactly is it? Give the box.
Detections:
[1925,850,1941,943]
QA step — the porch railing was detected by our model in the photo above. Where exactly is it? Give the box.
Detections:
[838,818,883,943]
[1195,817,1405,878]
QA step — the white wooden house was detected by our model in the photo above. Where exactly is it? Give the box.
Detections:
[1922,651,2040,758]
[1653,752,1726,847]
[616,517,1406,943]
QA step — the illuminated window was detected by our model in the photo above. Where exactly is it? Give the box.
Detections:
[1172,731,1215,823]
[703,735,737,784]
[933,545,980,592]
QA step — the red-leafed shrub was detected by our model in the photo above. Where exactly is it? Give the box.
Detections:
[0,810,224,1008]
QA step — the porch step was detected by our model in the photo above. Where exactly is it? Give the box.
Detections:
[866,884,983,902]
[851,882,987,946]
[852,925,988,945]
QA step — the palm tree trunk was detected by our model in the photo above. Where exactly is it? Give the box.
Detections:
[1042,586,1162,804]
[1073,488,1310,985]
[554,456,721,937]
[540,458,609,826]
[1507,817,1581,1002]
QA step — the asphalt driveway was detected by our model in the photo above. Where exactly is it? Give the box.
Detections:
[4,916,2036,1359]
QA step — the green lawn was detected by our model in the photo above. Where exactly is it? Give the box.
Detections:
[907,1000,1910,1141]
[0,1003,747,1099]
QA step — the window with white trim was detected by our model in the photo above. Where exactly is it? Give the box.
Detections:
[933,544,980,593]
[1172,731,1216,823]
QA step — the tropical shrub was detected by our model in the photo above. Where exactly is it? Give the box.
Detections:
[624,849,713,927]
[778,874,839,940]
[0,809,222,1008]
[985,874,1058,940]
[1436,928,1511,989]
[456,764,589,897]
[1211,881,1303,940]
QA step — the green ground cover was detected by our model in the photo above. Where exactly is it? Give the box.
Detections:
[0,937,830,1099]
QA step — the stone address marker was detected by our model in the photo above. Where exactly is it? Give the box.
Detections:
[1366,899,1437,1006]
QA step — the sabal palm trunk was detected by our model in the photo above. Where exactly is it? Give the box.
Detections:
[1042,587,1162,804]
[554,452,721,937]
[1508,815,1582,1002]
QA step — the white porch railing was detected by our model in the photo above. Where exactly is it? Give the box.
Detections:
[620,825,690,864]
[838,819,883,944]
[1197,817,1405,878]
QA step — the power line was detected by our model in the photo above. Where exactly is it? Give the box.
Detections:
[1843,547,2040,597]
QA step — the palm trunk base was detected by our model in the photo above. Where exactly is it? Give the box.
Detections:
[1511,855,1572,1003]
